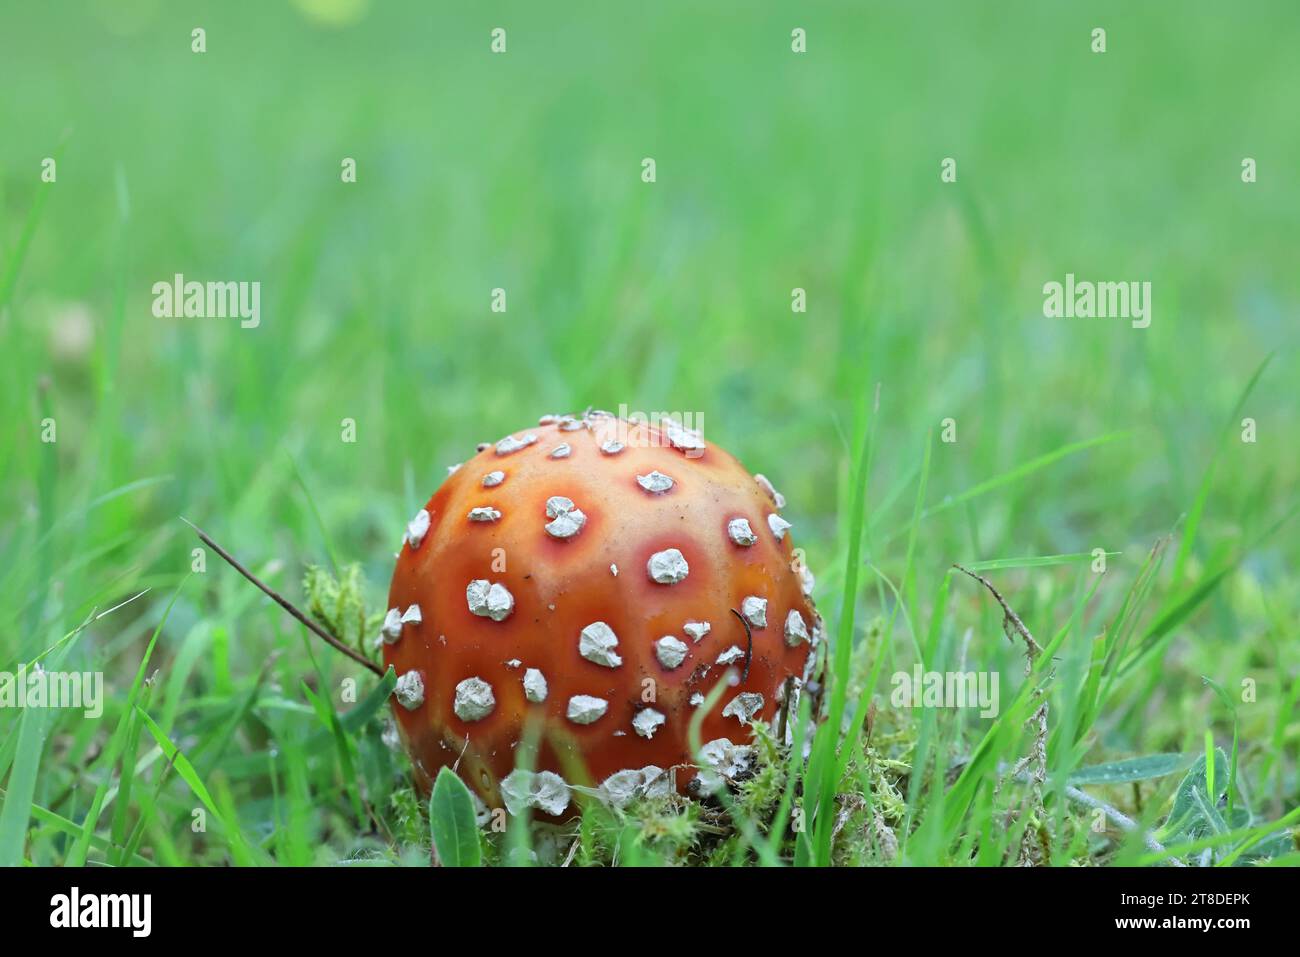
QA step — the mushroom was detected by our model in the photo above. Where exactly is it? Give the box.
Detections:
[383,412,819,818]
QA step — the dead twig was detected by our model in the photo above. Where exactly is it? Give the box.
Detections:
[953,563,1049,865]
[1064,785,1186,867]
[776,675,795,743]
[182,517,384,676]
[561,836,581,867]
[952,564,1043,660]
[730,607,754,682]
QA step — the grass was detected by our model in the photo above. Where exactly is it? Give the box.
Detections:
[1,0,1298,867]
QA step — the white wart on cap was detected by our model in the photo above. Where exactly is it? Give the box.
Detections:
[500,769,571,817]
[406,508,431,549]
[381,608,403,643]
[523,668,548,703]
[636,470,675,494]
[466,579,514,621]
[647,548,689,584]
[632,708,666,739]
[579,622,623,668]
[683,621,711,643]
[755,474,786,509]
[395,671,425,710]
[722,692,764,724]
[716,645,745,666]
[496,433,537,455]
[664,420,705,452]
[567,695,609,725]
[654,635,688,669]
[727,517,758,546]
[453,677,495,721]
[544,495,586,539]
[784,609,810,646]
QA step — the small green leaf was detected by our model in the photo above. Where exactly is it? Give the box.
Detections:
[429,768,481,867]
[1068,753,1189,786]
[1161,749,1230,848]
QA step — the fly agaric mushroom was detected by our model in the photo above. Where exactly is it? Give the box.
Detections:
[383,410,820,818]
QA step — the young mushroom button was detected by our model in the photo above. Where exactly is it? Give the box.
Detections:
[382,411,817,819]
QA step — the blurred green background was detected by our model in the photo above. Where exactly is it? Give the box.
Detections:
[1,1,1297,862]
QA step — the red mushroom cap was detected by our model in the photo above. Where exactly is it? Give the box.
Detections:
[383,412,819,817]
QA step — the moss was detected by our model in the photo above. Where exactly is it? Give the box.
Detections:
[302,562,382,658]
[388,785,429,853]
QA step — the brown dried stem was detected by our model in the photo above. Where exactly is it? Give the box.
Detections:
[181,517,384,676]
[953,563,1049,865]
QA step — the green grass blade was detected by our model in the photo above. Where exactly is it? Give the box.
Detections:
[806,388,873,866]
[136,707,257,866]
[0,154,58,309]
[66,575,189,866]
[960,552,1117,572]
[1170,353,1273,589]
[0,706,52,865]
[1120,501,1299,677]
[0,789,154,866]
[880,432,1127,545]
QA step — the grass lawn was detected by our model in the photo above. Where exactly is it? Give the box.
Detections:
[1,0,1297,867]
